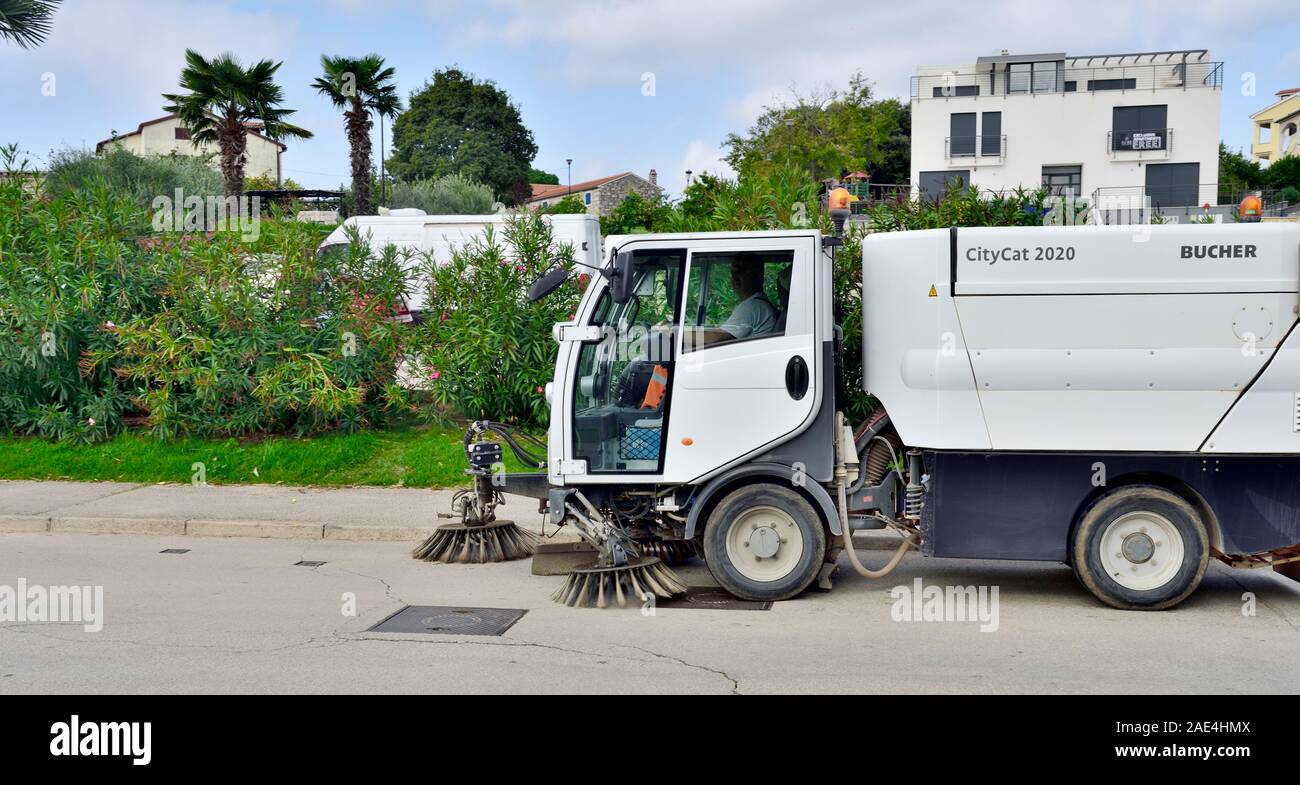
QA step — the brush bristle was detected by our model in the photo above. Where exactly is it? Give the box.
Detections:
[552,557,688,608]
[412,521,539,563]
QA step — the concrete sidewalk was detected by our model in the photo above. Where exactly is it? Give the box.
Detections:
[0,480,555,542]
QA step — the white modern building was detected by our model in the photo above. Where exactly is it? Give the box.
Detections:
[909,50,1223,213]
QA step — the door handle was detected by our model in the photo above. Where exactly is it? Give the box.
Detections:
[785,355,809,401]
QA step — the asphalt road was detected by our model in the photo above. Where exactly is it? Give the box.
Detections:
[1,531,1298,694]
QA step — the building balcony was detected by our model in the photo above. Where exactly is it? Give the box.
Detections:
[913,60,1223,101]
[1107,128,1173,160]
[945,134,1006,163]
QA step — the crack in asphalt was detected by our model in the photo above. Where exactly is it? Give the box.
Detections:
[337,633,739,691]
[616,643,740,694]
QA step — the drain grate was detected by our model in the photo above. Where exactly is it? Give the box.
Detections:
[368,605,527,636]
[294,560,327,567]
[159,549,190,554]
[655,587,772,611]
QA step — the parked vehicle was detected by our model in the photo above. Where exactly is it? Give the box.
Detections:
[475,206,1300,610]
[317,211,602,319]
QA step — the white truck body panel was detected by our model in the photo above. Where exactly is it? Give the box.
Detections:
[864,223,1300,454]
[1204,325,1300,453]
[861,229,993,450]
[320,213,602,312]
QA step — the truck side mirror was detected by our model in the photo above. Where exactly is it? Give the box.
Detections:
[609,250,635,304]
[528,267,569,302]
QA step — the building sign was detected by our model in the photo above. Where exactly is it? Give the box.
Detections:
[1114,130,1167,151]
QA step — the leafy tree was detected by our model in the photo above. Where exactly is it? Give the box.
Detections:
[1262,155,1300,191]
[724,72,910,185]
[0,0,60,48]
[313,54,401,217]
[387,68,538,204]
[528,167,560,185]
[1219,142,1262,198]
[163,50,312,199]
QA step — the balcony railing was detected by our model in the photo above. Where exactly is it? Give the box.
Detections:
[945,134,1006,159]
[1112,127,1175,153]
[913,60,1223,100]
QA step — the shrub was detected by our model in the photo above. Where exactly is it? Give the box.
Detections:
[539,195,587,215]
[1278,185,1300,204]
[43,147,223,211]
[101,220,411,439]
[411,213,582,428]
[0,158,412,442]
[388,173,496,215]
[0,171,159,443]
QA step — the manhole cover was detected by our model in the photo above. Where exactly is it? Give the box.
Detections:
[368,606,528,636]
[295,560,327,567]
[655,588,771,611]
[159,549,190,554]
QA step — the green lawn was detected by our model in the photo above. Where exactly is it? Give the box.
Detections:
[0,424,523,488]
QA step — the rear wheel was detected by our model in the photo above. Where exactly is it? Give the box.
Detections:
[703,483,826,601]
[1071,485,1208,610]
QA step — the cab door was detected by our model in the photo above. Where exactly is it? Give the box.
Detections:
[662,235,821,482]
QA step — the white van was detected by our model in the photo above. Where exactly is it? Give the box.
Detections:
[318,211,603,319]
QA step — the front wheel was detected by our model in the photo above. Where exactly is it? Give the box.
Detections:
[703,483,826,602]
[1071,485,1209,611]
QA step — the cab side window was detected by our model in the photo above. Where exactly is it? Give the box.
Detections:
[682,250,793,352]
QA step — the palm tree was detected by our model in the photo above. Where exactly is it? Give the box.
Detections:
[162,49,312,200]
[312,54,400,217]
[0,0,61,48]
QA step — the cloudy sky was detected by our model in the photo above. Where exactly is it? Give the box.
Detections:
[2,0,1297,196]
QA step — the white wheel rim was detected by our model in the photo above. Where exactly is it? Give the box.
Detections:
[724,505,805,583]
[1098,511,1184,591]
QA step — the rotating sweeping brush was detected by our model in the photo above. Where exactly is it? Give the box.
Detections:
[412,518,539,563]
[552,556,688,608]
[634,536,701,566]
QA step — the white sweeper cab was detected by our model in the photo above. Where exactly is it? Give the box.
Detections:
[318,211,602,320]
[438,200,1300,611]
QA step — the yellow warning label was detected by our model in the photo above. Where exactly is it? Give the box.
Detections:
[928,285,938,298]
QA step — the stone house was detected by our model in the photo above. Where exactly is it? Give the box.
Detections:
[527,170,662,216]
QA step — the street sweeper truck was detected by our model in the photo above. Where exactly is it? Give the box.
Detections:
[421,195,1300,611]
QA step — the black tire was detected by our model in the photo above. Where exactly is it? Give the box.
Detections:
[1071,485,1209,611]
[703,483,827,602]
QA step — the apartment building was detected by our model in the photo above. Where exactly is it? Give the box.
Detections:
[910,50,1223,213]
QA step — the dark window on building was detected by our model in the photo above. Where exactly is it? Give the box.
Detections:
[949,112,976,156]
[174,127,192,141]
[919,170,969,204]
[981,112,1002,156]
[1112,105,1168,151]
[1145,163,1200,208]
[1008,61,1060,93]
[1042,165,1082,197]
[1088,78,1138,91]
[1063,81,1077,92]
[1032,61,1060,92]
[1007,63,1031,93]
[932,85,980,97]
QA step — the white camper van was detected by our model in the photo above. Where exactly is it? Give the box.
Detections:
[318,211,602,319]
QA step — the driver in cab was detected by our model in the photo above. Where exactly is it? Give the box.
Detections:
[683,259,778,350]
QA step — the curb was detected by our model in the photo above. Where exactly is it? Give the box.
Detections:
[0,514,50,533]
[0,515,425,542]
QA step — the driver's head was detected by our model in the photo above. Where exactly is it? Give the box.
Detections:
[730,259,764,298]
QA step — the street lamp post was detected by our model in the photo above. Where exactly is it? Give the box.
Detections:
[566,159,573,196]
